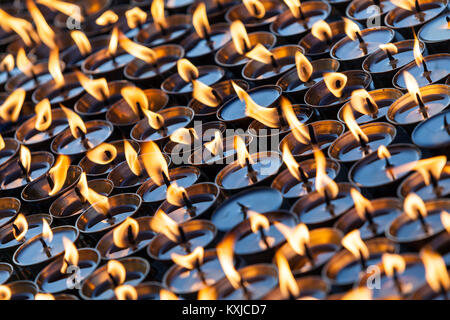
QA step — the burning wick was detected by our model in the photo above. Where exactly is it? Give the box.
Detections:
[237,202,249,220]
[211,89,223,106]
[299,167,312,192]
[161,170,171,188]
[355,31,367,54]
[182,191,196,217]
[39,237,52,258]
[16,159,31,182]
[444,114,450,135]
[415,92,428,119]
[307,124,318,146]
[357,133,371,156]
[415,207,430,233]
[245,157,259,184]
[323,188,335,216]
[177,225,192,253]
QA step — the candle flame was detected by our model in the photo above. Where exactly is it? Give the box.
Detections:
[75,71,110,102]
[60,237,78,274]
[20,145,31,175]
[49,47,64,88]
[142,108,165,130]
[35,293,55,300]
[42,218,53,243]
[413,32,424,68]
[311,20,332,42]
[382,253,406,277]
[0,134,4,151]
[113,217,139,249]
[421,248,450,293]
[349,89,379,116]
[151,0,168,31]
[70,31,92,56]
[442,211,450,233]
[392,156,447,186]
[379,43,398,55]
[230,21,251,55]
[234,135,253,168]
[341,287,372,300]
[341,230,370,260]
[37,0,83,22]
[390,0,416,11]
[119,37,157,64]
[280,97,310,144]
[243,0,266,18]
[27,0,56,49]
[275,251,300,299]
[177,59,199,83]
[350,188,374,221]
[107,260,126,286]
[403,71,423,106]
[121,86,149,115]
[86,143,117,165]
[193,81,220,107]
[232,81,280,128]
[323,72,347,98]
[125,7,147,29]
[96,10,119,26]
[141,141,169,187]
[314,148,339,200]
[249,211,270,233]
[160,289,179,300]
[282,143,302,182]
[295,51,313,83]
[124,139,142,176]
[0,10,39,47]
[217,235,241,289]
[343,17,361,42]
[0,286,11,300]
[48,155,70,196]
[170,127,198,145]
[166,182,189,207]
[193,3,211,39]
[204,131,224,156]
[149,209,180,243]
[108,26,119,57]
[0,88,26,122]
[0,54,14,72]
[245,43,273,64]
[171,246,204,269]
[198,286,217,300]
[377,145,391,160]
[404,192,427,220]
[61,105,87,140]
[77,173,110,215]
[115,284,138,300]
[275,222,310,256]
[17,47,34,78]
[284,0,302,19]
[34,99,52,131]
[343,104,369,143]
[12,213,28,242]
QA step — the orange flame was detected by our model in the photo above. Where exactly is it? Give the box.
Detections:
[96,10,119,26]
[142,108,164,130]
[160,289,179,300]
[70,31,92,56]
[230,21,251,55]
[20,145,31,175]
[177,59,199,83]
[75,71,110,101]
[170,128,198,145]
[49,48,64,88]
[0,10,39,47]
[193,81,220,107]
[0,88,26,122]
[280,97,310,144]
[295,51,312,83]
[275,251,300,299]
[282,143,302,181]
[166,182,189,207]
[343,104,369,143]
[245,43,273,64]
[61,105,87,140]
[232,81,279,128]
[404,192,427,220]
[343,17,361,41]
[42,218,53,243]
[377,145,391,160]
[119,37,157,64]
[0,135,4,151]
[108,26,119,57]
[77,173,110,215]
[392,156,447,186]
[341,287,372,300]
[243,0,266,18]
[382,253,405,277]
[421,248,450,293]
[311,20,332,42]
[35,293,55,300]
[12,213,28,242]
[217,235,241,289]
[284,0,302,19]
[350,89,378,115]
[341,230,369,260]
[249,211,270,234]
[17,48,34,78]
[413,33,424,68]
[125,7,147,29]
[37,0,83,22]
[0,285,11,300]
[275,222,310,256]
[151,0,168,31]
[86,143,117,165]
[115,284,137,300]
[0,54,14,72]
[442,211,450,233]
[403,71,423,107]
[198,286,217,300]
[204,131,224,156]
[48,155,70,196]
[323,72,347,98]
[107,260,126,286]
[193,3,211,39]
[171,246,204,269]
[60,237,79,273]
[314,148,339,200]
[234,135,253,168]
[34,99,52,131]
[27,0,56,49]
[149,209,180,243]
[113,217,139,249]
[390,0,416,11]
[379,43,398,55]
[141,141,169,187]
[124,140,142,176]
[121,86,149,115]
[350,188,374,220]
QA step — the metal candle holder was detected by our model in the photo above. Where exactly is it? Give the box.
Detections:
[264,276,330,300]
[0,197,20,230]
[412,110,450,157]
[0,262,13,284]
[1,280,38,300]
[82,47,135,81]
[0,138,19,168]
[135,15,192,47]
[62,35,110,70]
[346,0,397,27]
[418,13,450,54]
[187,0,239,24]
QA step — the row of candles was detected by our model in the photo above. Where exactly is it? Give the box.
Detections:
[0,0,447,300]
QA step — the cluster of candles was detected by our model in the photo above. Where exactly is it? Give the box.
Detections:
[0,0,447,301]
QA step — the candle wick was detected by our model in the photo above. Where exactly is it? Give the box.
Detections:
[304,243,315,265]
[324,33,332,47]
[12,223,21,239]
[297,6,306,21]
[31,68,39,85]
[76,126,92,149]
[46,173,55,190]
[373,0,380,7]
[162,171,171,188]
[107,272,119,287]
[429,171,442,197]
[416,210,430,234]
[416,93,429,119]
[39,237,52,258]
[421,58,431,76]
[239,277,252,300]
[127,224,137,249]
[216,0,224,10]
[237,202,249,220]
[358,134,371,156]
[158,23,167,36]
[364,208,378,235]
[298,167,311,191]
[440,284,449,300]
[211,89,223,106]
[182,191,196,217]
[74,186,87,203]
[307,124,318,146]
[276,105,286,128]
[195,259,208,285]
[177,225,191,253]
[359,250,367,269]
[17,159,31,182]
[243,39,250,53]
[392,269,404,297]
[245,157,258,184]
[258,226,270,249]
[136,102,145,119]
[414,0,422,12]
[444,114,450,135]
[323,189,335,216]
[355,32,368,55]
[270,54,279,71]
[365,97,379,118]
